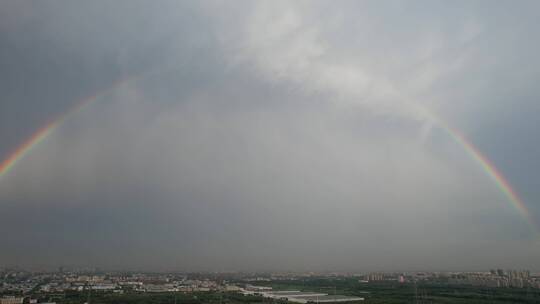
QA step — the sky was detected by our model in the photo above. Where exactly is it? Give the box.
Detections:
[1,0,540,272]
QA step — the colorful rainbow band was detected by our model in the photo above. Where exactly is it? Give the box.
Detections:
[0,80,536,233]
[0,78,128,180]
[422,111,536,232]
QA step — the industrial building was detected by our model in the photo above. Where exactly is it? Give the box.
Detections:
[242,289,363,303]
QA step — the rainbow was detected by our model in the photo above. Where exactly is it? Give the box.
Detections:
[0,78,128,180]
[0,83,535,232]
[0,120,57,179]
[445,127,532,223]
[421,110,537,232]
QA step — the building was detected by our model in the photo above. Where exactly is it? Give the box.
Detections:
[0,297,24,304]
[224,285,241,292]
[245,285,273,292]
[91,284,117,291]
[245,290,363,303]
[366,273,384,282]
[287,295,364,303]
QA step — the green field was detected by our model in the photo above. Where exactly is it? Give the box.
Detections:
[250,278,540,303]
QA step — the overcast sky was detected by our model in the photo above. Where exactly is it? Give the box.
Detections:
[1,0,540,272]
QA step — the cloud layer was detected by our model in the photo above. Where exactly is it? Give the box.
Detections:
[0,0,539,271]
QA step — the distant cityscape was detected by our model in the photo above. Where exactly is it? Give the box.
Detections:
[2,267,540,304]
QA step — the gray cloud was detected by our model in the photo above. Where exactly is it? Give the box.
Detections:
[0,0,539,271]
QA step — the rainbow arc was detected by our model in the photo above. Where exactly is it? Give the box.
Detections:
[0,80,535,233]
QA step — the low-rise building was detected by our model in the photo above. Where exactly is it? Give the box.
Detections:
[0,297,24,304]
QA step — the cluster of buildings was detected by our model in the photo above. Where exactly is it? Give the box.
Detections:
[38,277,229,294]
[447,269,540,288]
[2,266,540,304]
[0,269,238,295]
[354,269,540,289]
[358,272,407,283]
